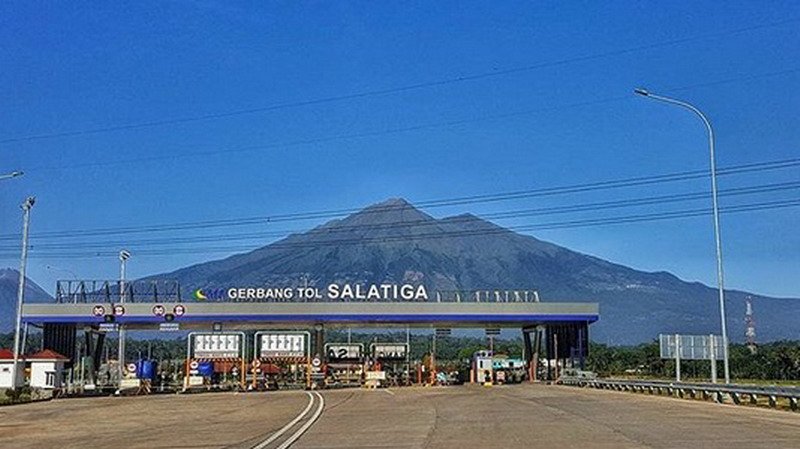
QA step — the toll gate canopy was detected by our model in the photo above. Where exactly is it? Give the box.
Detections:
[21,279,599,330]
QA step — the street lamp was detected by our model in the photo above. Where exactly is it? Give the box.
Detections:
[11,196,35,389]
[0,171,24,181]
[634,87,730,384]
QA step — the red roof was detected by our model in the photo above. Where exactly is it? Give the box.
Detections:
[27,349,68,361]
[0,348,15,360]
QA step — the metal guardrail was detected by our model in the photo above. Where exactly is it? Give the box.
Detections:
[560,378,800,412]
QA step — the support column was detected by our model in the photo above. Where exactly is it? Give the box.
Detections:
[83,330,96,386]
[532,326,542,382]
[314,324,325,359]
[522,328,532,365]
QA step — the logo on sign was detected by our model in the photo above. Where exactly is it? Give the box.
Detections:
[152,304,165,316]
[173,304,186,316]
[192,288,226,301]
[92,305,105,317]
[113,305,125,316]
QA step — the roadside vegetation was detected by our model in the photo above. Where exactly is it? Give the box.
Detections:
[587,341,800,382]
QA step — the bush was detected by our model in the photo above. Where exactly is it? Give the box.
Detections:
[3,386,33,404]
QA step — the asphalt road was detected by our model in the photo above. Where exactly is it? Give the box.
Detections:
[1,385,797,449]
[0,391,309,449]
[298,385,800,449]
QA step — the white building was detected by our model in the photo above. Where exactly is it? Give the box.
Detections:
[0,349,16,388]
[27,350,68,390]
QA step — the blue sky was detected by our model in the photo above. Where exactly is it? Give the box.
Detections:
[0,1,798,298]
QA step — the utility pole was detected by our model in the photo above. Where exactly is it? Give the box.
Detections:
[431,332,436,384]
[406,326,411,386]
[117,249,131,389]
[11,196,35,389]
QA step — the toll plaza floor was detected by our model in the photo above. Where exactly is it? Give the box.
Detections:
[0,391,310,449]
[1,384,798,449]
[298,385,800,449]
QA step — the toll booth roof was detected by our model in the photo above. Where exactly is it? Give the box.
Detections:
[22,301,599,330]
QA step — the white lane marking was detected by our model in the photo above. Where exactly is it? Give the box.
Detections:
[383,389,395,396]
[252,391,314,449]
[276,391,325,449]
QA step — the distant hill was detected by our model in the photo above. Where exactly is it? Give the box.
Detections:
[142,198,799,344]
[0,268,53,331]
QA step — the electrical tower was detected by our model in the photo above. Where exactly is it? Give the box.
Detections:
[745,296,757,354]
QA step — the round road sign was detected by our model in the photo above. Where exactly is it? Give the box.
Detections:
[189,360,199,369]
[173,304,186,317]
[92,305,105,317]
[126,362,137,373]
[113,305,125,316]
[251,359,261,369]
[311,357,321,367]
[152,304,165,316]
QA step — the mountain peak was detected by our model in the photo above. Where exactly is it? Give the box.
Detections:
[339,198,434,227]
[371,197,412,208]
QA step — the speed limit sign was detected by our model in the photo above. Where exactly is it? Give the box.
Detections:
[311,356,321,367]
[126,363,137,373]
[189,360,199,370]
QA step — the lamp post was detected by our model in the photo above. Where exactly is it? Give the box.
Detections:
[117,249,131,389]
[0,171,24,181]
[634,88,730,384]
[11,196,35,389]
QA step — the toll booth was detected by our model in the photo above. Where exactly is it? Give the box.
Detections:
[324,343,363,387]
[253,331,311,390]
[492,356,526,384]
[185,332,246,390]
[371,343,409,386]
[472,350,493,384]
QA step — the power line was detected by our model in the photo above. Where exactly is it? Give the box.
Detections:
[3,197,797,259]
[24,67,800,173]
[3,155,798,242]
[27,94,631,171]
[6,180,799,251]
[3,18,798,145]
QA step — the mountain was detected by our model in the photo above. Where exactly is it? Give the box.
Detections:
[0,268,53,331]
[147,198,799,344]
